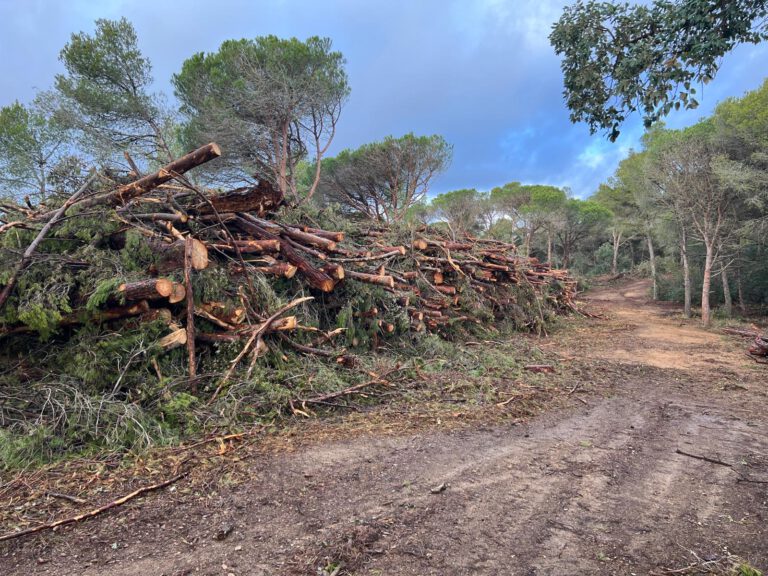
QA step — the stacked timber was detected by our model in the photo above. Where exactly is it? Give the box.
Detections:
[0,141,579,382]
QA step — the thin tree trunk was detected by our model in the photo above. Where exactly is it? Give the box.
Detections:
[547,229,553,266]
[647,232,657,300]
[611,229,621,275]
[701,241,714,326]
[681,226,691,318]
[721,265,732,318]
[736,266,746,314]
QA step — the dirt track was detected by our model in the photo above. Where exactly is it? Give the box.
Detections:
[2,279,767,575]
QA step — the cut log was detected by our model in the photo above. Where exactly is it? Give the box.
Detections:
[118,279,174,301]
[234,215,334,292]
[413,238,429,250]
[321,264,345,281]
[85,143,222,211]
[300,226,345,242]
[194,180,283,216]
[433,271,444,285]
[212,239,280,254]
[168,282,186,304]
[158,328,187,351]
[253,263,298,279]
[152,238,209,274]
[345,270,395,289]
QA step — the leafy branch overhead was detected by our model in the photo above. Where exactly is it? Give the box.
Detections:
[550,0,768,139]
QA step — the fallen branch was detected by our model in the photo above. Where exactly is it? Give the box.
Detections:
[0,471,188,543]
[300,365,402,405]
[675,448,733,468]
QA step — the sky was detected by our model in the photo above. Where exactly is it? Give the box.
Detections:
[1,0,768,198]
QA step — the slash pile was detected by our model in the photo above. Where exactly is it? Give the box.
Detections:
[0,142,578,388]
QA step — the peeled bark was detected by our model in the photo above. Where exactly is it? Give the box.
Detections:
[212,239,280,254]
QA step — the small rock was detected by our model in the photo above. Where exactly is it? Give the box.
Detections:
[430,483,447,494]
[214,523,235,541]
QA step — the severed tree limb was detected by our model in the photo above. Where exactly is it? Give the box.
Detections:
[209,296,314,403]
[300,365,403,405]
[0,172,97,312]
[0,471,188,543]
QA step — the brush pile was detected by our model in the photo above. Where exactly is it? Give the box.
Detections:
[0,143,577,390]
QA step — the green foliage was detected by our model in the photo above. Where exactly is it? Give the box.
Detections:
[174,35,349,197]
[56,17,173,162]
[551,0,768,139]
[86,278,124,311]
[316,133,452,222]
[0,94,72,200]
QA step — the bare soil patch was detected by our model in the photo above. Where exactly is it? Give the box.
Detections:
[2,279,766,575]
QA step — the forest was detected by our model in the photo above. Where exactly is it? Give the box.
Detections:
[2,2,768,573]
[0,12,766,468]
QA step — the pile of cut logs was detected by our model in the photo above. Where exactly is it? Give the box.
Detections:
[722,327,768,364]
[0,142,578,381]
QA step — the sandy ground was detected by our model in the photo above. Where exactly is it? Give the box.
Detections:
[2,279,767,575]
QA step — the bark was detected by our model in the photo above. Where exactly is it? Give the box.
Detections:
[680,226,691,319]
[721,266,732,318]
[647,233,658,300]
[701,241,714,326]
[193,180,283,216]
[118,279,174,301]
[611,229,622,276]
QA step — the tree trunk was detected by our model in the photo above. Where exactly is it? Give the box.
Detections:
[680,226,691,319]
[611,229,622,276]
[647,232,657,300]
[547,229,553,265]
[701,241,714,326]
[736,266,746,314]
[721,266,732,318]
[41,143,221,218]
[192,180,283,217]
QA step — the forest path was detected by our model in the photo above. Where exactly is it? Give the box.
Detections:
[3,279,767,575]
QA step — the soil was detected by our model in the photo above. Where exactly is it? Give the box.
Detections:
[2,279,767,575]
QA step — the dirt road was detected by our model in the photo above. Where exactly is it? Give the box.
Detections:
[2,279,767,575]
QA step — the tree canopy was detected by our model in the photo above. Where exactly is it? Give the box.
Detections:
[550,0,768,140]
[173,35,349,200]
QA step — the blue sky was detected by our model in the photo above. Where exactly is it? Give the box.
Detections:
[2,0,767,198]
